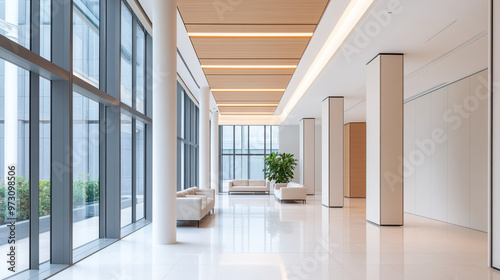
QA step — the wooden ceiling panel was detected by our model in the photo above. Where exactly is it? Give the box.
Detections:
[199,58,301,66]
[178,0,329,25]
[203,68,295,75]
[191,38,310,59]
[214,92,284,103]
[186,24,316,33]
[219,107,277,114]
[207,74,292,89]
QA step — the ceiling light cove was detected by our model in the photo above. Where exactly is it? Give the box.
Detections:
[211,89,286,92]
[188,32,313,38]
[280,0,376,121]
[217,104,279,107]
[202,65,297,70]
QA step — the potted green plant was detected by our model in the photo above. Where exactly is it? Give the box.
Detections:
[263,152,298,190]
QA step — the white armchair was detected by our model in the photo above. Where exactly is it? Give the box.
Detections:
[274,182,307,203]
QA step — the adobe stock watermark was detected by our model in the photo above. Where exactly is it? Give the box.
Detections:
[286,238,340,280]
[384,75,490,190]
[212,0,243,21]
[342,0,413,63]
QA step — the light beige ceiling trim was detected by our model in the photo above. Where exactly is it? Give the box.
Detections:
[199,58,301,66]
[213,92,283,102]
[219,106,276,114]
[207,74,292,89]
[203,68,296,75]
[186,25,317,33]
[191,38,310,59]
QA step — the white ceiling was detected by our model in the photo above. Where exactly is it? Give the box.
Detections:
[279,0,488,124]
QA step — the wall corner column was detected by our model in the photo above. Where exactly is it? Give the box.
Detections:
[366,53,404,226]
[210,111,220,191]
[322,97,344,208]
[199,87,211,189]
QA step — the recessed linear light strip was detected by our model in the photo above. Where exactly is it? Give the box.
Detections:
[221,112,275,115]
[280,0,376,121]
[211,89,286,92]
[217,104,279,107]
[202,65,297,69]
[188,32,313,38]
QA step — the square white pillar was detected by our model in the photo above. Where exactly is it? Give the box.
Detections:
[366,54,404,226]
[300,118,315,195]
[322,97,344,208]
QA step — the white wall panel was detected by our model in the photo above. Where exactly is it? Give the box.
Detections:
[447,78,471,228]
[279,125,300,184]
[429,87,449,222]
[469,71,488,232]
[405,70,488,232]
[404,101,416,214]
[415,94,432,218]
[300,119,316,195]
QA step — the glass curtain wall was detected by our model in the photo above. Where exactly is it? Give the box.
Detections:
[0,0,152,278]
[177,84,199,191]
[219,125,279,193]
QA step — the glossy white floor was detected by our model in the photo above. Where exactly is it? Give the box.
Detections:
[48,195,500,280]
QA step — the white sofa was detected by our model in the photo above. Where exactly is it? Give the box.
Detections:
[176,187,215,227]
[228,180,270,194]
[274,182,307,203]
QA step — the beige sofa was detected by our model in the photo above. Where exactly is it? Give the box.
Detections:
[176,187,215,227]
[274,182,307,203]
[228,180,270,194]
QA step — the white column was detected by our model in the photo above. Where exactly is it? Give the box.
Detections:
[152,0,177,244]
[491,0,500,269]
[199,87,210,189]
[300,118,315,195]
[322,97,344,208]
[366,54,404,226]
[210,111,220,191]
[4,0,18,180]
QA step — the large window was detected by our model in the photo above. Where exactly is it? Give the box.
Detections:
[219,125,279,193]
[121,2,132,106]
[73,0,100,86]
[72,93,100,249]
[0,0,30,49]
[0,60,30,279]
[121,114,132,227]
[177,84,199,191]
[136,121,145,220]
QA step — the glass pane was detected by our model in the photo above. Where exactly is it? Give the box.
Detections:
[234,126,241,154]
[222,126,233,154]
[39,77,50,263]
[121,114,132,227]
[249,156,264,179]
[234,155,248,180]
[249,126,264,154]
[72,92,99,249]
[136,121,145,220]
[0,61,30,278]
[0,0,30,48]
[272,126,280,153]
[40,0,51,60]
[222,155,233,192]
[265,126,271,154]
[73,0,100,86]
[120,3,133,106]
[135,25,146,113]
